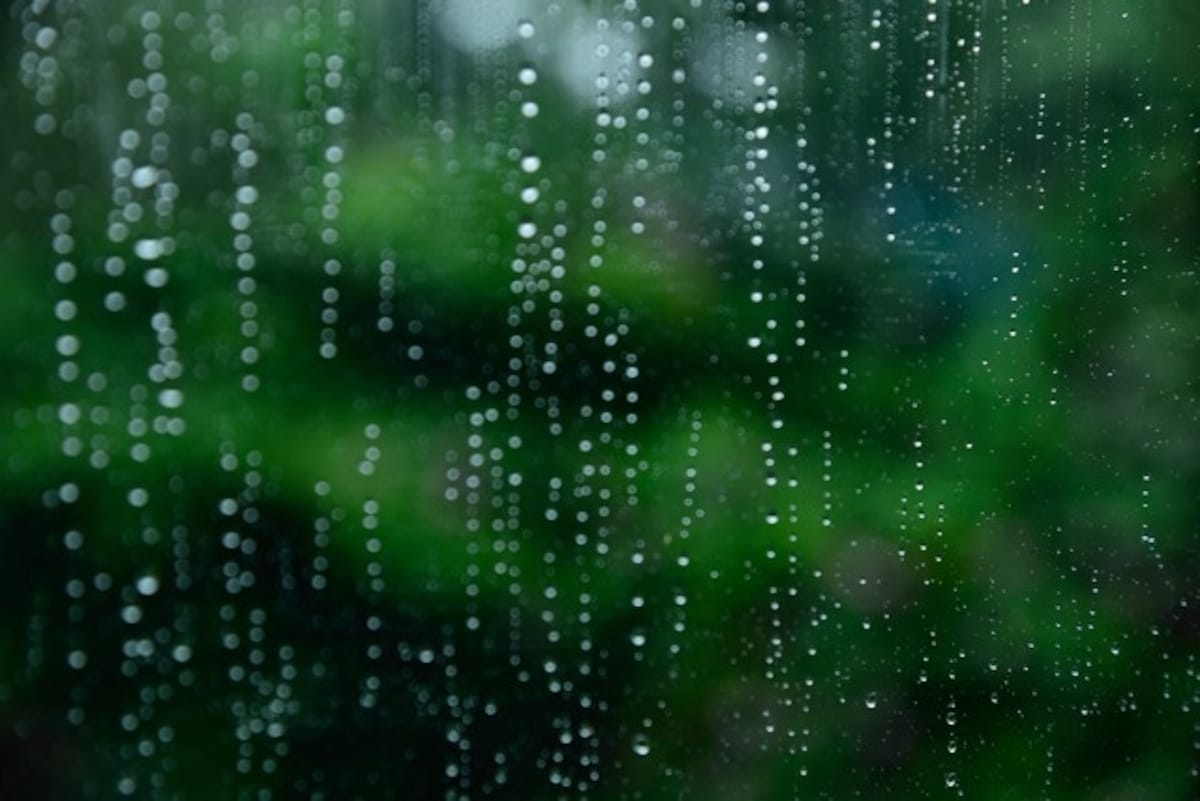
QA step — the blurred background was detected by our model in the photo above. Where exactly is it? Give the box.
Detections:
[1,0,1199,799]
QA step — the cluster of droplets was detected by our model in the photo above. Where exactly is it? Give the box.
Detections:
[521,19,613,795]
[578,8,664,776]
[114,7,184,495]
[17,1,71,137]
[217,443,292,798]
[452,14,559,794]
[440,627,475,801]
[450,389,508,635]
[119,557,200,797]
[110,570,160,796]
[571,15,623,782]
[661,11,691,180]
[594,2,659,772]
[456,12,537,697]
[223,611,299,797]
[951,12,986,191]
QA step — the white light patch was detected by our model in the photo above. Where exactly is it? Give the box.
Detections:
[556,23,641,106]
[437,0,532,53]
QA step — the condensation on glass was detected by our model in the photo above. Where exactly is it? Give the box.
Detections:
[2,1,1198,799]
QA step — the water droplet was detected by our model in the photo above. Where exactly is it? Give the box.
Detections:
[158,388,184,409]
[131,166,158,188]
[134,238,163,260]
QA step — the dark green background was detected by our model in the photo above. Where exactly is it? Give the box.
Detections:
[2,1,1198,799]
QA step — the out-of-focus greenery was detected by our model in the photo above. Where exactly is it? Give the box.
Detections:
[1,1,1198,799]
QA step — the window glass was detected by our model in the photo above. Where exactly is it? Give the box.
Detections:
[2,1,1198,799]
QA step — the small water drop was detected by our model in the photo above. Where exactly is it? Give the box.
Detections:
[134,238,163,260]
[158,388,184,409]
[131,166,158,188]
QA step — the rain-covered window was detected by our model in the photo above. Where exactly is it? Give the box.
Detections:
[2,1,1198,798]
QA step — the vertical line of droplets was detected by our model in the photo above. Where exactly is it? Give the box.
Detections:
[355,423,385,725]
[449,17,520,796]
[309,0,354,362]
[223,68,296,794]
[16,0,89,779]
[299,3,355,790]
[560,173,595,790]
[874,0,899,253]
[440,4,495,797]
[740,0,796,764]
[400,10,480,796]
[309,475,343,801]
[339,4,390,773]
[513,14,602,797]
[655,8,701,788]
[933,0,981,212]
[620,2,653,777]
[99,4,188,796]
[574,6,617,787]
[951,5,983,795]
[201,3,273,796]
[453,11,543,797]
[962,0,985,194]
[795,0,825,759]
[453,114,489,801]
[566,1,652,782]
[790,0,827,779]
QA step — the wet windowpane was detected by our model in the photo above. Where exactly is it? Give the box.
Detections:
[2,1,1198,798]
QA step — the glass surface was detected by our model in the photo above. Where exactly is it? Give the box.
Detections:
[1,1,1198,799]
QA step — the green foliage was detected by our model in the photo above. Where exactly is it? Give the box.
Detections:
[1,1,1198,799]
